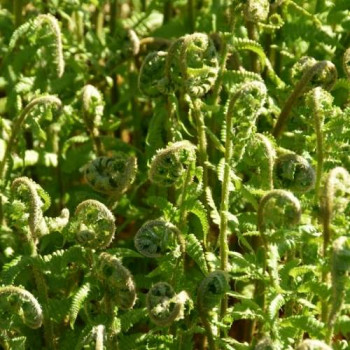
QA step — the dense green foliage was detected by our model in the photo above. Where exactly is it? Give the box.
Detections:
[0,0,350,349]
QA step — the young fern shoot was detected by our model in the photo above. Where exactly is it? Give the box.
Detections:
[219,80,266,317]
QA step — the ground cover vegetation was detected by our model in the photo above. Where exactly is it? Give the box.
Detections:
[0,0,350,349]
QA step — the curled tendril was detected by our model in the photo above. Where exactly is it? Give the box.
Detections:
[138,51,168,97]
[0,286,43,329]
[257,190,301,233]
[296,339,332,350]
[244,0,270,23]
[274,153,315,193]
[149,141,196,187]
[273,58,337,138]
[166,33,218,96]
[9,14,64,77]
[343,47,350,79]
[197,271,229,313]
[11,177,50,238]
[98,253,136,310]
[322,167,350,254]
[146,282,188,327]
[83,154,137,195]
[82,85,104,129]
[228,80,267,162]
[72,200,116,249]
[134,220,179,258]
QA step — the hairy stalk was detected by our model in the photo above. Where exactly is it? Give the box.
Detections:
[273,60,337,138]
[321,167,350,322]
[191,98,209,203]
[325,237,350,344]
[252,190,301,338]
[0,96,61,182]
[305,87,330,200]
[82,85,105,156]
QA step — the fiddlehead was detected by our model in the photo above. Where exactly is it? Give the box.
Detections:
[321,167,350,256]
[70,200,116,249]
[244,0,270,23]
[197,270,229,313]
[146,282,188,327]
[197,271,229,350]
[97,252,136,310]
[243,133,276,190]
[305,87,333,198]
[81,84,104,155]
[138,51,168,97]
[273,58,337,138]
[0,95,62,180]
[326,236,350,343]
[10,177,49,240]
[0,286,43,329]
[258,190,301,233]
[9,14,64,77]
[228,81,267,162]
[134,220,179,258]
[295,339,332,350]
[273,153,315,193]
[166,33,218,96]
[82,154,137,195]
[148,140,196,187]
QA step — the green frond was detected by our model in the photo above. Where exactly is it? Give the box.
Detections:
[186,234,208,275]
[68,282,91,329]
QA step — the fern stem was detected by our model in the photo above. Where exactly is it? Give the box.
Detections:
[110,0,119,35]
[273,61,336,138]
[187,0,195,33]
[199,314,216,350]
[191,98,209,205]
[307,88,325,201]
[13,0,23,27]
[218,92,235,319]
[211,34,229,104]
[163,1,172,24]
